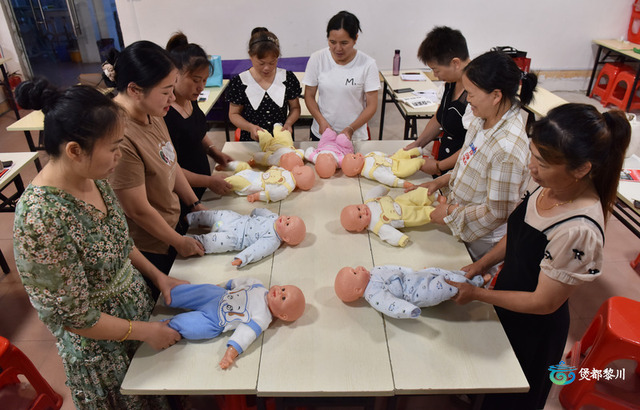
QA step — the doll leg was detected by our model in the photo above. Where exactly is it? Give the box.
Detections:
[392,157,426,178]
[186,210,240,229]
[189,231,240,254]
[168,283,226,310]
[409,272,458,307]
[168,311,223,340]
[225,175,253,194]
[252,151,269,166]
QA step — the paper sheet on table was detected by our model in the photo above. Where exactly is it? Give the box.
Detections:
[198,90,210,102]
[400,72,426,81]
[412,89,438,102]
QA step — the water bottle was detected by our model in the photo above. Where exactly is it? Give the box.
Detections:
[393,49,401,76]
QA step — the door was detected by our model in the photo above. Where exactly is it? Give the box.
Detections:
[3,0,123,87]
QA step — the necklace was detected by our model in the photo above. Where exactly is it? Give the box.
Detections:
[537,188,574,211]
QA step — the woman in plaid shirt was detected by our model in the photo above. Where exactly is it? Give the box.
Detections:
[412,51,537,262]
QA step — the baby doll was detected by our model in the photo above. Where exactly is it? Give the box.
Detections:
[341,148,426,188]
[334,265,483,318]
[187,208,306,267]
[167,278,305,369]
[222,161,315,202]
[252,123,305,171]
[303,128,354,178]
[340,185,436,247]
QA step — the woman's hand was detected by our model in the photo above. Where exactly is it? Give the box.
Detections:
[174,236,205,257]
[318,120,332,136]
[207,175,232,195]
[405,180,438,195]
[421,158,440,175]
[156,275,189,305]
[446,280,479,305]
[250,125,264,141]
[404,140,420,151]
[429,196,450,225]
[461,260,487,280]
[339,126,354,139]
[143,321,182,351]
[210,149,233,168]
[282,123,294,134]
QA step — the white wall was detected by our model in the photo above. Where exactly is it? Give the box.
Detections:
[115,0,631,72]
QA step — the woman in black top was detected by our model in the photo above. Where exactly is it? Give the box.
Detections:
[227,27,301,141]
[404,26,471,176]
[165,32,233,199]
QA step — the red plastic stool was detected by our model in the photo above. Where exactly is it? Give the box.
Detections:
[605,69,640,111]
[0,336,63,410]
[559,296,640,409]
[590,63,633,106]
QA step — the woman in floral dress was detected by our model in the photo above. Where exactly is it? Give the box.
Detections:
[13,79,187,409]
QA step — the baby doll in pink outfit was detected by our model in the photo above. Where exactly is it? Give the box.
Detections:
[304,128,354,178]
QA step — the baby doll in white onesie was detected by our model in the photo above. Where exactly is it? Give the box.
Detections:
[168,278,305,369]
[251,123,305,171]
[334,265,484,318]
[340,185,436,247]
[221,161,315,202]
[186,208,306,267]
[304,128,354,178]
[341,148,425,188]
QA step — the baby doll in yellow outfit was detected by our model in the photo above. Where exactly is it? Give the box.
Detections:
[223,161,315,202]
[252,123,305,171]
[340,185,436,247]
[341,148,425,188]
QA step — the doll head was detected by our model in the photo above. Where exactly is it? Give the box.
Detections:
[315,153,337,178]
[334,266,371,302]
[267,285,306,321]
[340,204,371,232]
[279,151,304,171]
[292,165,315,190]
[275,215,306,245]
[341,153,365,176]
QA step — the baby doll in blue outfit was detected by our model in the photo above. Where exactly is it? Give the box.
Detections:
[168,278,305,369]
[186,208,306,267]
[334,265,484,318]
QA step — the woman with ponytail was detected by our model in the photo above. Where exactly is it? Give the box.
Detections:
[447,103,630,409]
[165,32,233,199]
[13,79,186,409]
[412,50,538,261]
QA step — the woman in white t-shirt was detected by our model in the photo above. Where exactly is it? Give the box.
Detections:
[303,10,380,141]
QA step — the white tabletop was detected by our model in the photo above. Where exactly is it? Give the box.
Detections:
[0,152,39,190]
[380,70,439,117]
[121,140,528,396]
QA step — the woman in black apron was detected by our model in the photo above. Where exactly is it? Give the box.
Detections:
[447,103,630,409]
[404,26,471,176]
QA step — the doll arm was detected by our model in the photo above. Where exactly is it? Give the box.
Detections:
[365,288,421,319]
[226,277,263,290]
[220,346,238,369]
[233,236,281,267]
[363,185,390,201]
[226,322,263,355]
[377,224,410,247]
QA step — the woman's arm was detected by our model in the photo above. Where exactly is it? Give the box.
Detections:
[129,247,188,304]
[450,271,575,315]
[67,313,180,351]
[283,98,301,133]
[173,166,207,211]
[180,167,232,196]
[229,103,263,140]
[114,185,204,257]
[201,134,232,167]
[339,90,378,139]
[304,85,331,134]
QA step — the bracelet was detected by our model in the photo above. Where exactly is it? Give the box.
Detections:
[435,161,442,175]
[188,200,202,211]
[119,320,132,342]
[346,125,355,133]
[207,144,216,153]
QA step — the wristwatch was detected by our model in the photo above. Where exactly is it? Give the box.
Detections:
[188,200,202,211]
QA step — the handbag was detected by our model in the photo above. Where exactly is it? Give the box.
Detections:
[491,46,531,74]
[206,55,223,87]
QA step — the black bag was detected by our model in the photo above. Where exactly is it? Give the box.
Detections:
[491,46,527,58]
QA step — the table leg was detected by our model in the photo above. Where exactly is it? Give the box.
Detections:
[379,81,388,140]
[627,64,640,112]
[0,249,9,274]
[0,63,20,120]
[403,118,410,140]
[586,45,603,97]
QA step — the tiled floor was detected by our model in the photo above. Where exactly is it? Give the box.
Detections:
[0,89,638,410]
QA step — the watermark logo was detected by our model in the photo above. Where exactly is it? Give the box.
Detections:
[548,361,627,385]
[548,361,577,385]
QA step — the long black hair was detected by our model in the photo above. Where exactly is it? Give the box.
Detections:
[15,78,122,157]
